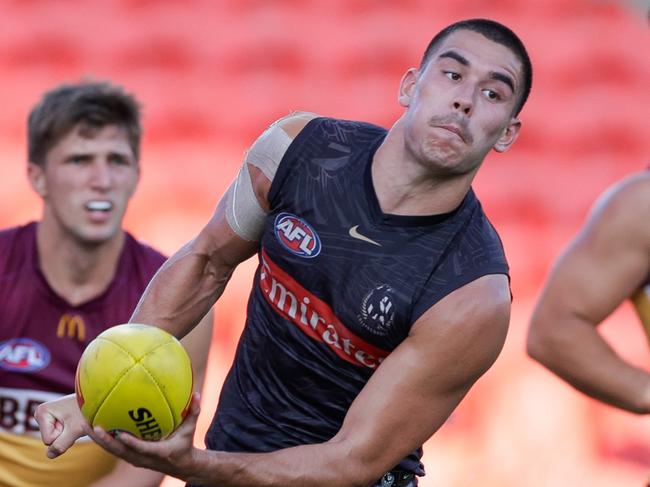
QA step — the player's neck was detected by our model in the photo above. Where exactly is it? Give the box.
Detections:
[372,127,477,216]
[35,219,125,306]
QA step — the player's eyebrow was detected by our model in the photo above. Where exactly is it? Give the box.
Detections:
[439,49,515,94]
[65,152,92,161]
[439,50,469,66]
[489,72,515,93]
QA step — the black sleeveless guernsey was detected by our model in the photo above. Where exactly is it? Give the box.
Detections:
[204,117,510,477]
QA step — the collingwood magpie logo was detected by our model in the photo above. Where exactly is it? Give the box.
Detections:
[358,284,396,336]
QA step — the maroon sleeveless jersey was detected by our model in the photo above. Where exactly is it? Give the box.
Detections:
[0,222,166,436]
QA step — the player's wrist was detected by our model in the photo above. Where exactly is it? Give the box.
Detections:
[181,447,211,485]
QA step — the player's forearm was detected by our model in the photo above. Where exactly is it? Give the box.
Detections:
[183,442,375,487]
[528,317,650,413]
[131,241,233,339]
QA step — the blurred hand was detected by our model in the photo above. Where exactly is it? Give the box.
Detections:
[34,393,88,459]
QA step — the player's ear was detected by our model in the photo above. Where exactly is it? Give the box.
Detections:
[493,118,521,153]
[398,68,419,108]
[27,162,47,197]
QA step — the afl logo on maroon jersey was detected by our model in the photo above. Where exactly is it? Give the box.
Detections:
[0,338,51,372]
[274,212,321,258]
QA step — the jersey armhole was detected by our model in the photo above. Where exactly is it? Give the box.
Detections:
[410,266,511,325]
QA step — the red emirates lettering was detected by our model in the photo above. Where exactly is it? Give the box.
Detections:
[259,250,388,368]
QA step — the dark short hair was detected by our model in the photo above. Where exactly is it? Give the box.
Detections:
[28,81,142,165]
[420,18,533,116]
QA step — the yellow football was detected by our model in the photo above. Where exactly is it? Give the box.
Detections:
[75,323,193,440]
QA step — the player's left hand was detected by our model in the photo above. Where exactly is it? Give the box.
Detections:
[82,392,201,479]
[35,393,89,459]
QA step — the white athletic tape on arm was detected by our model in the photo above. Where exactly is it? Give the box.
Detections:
[244,122,292,181]
[224,162,267,242]
[224,123,292,241]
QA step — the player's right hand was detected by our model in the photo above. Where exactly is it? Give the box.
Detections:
[34,393,88,459]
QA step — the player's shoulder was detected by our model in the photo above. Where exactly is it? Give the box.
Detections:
[593,170,650,221]
[0,221,32,239]
[0,225,18,245]
[0,222,35,254]
[264,112,383,142]
[414,273,510,346]
[584,170,650,246]
[271,111,321,139]
[0,222,36,274]
[606,170,650,202]
[455,190,506,253]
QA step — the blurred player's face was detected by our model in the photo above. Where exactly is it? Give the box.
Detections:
[399,29,522,176]
[28,124,139,246]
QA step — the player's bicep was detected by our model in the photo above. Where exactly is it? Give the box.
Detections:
[332,274,510,478]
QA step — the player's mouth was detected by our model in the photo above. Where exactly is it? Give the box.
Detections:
[85,200,113,212]
[85,201,114,221]
[435,124,466,143]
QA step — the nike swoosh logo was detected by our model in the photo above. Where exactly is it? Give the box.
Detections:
[348,225,381,246]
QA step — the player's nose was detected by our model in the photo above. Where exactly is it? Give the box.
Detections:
[451,84,474,116]
[88,161,113,190]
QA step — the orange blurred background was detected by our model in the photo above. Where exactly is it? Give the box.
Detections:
[1,1,649,485]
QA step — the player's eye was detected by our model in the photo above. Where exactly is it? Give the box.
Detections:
[445,71,461,81]
[68,155,89,165]
[482,89,501,101]
[109,154,128,165]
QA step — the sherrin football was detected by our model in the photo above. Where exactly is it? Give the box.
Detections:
[75,323,193,440]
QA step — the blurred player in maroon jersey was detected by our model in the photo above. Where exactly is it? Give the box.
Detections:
[0,81,213,487]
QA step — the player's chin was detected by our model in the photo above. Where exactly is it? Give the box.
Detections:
[423,142,463,164]
[76,224,122,246]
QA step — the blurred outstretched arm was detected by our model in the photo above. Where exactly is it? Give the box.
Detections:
[528,172,650,413]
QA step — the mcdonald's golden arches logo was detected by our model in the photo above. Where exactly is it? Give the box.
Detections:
[56,314,86,342]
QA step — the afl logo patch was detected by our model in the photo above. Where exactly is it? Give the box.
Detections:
[0,338,51,372]
[274,212,321,258]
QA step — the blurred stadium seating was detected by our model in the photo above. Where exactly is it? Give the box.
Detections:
[0,1,648,485]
